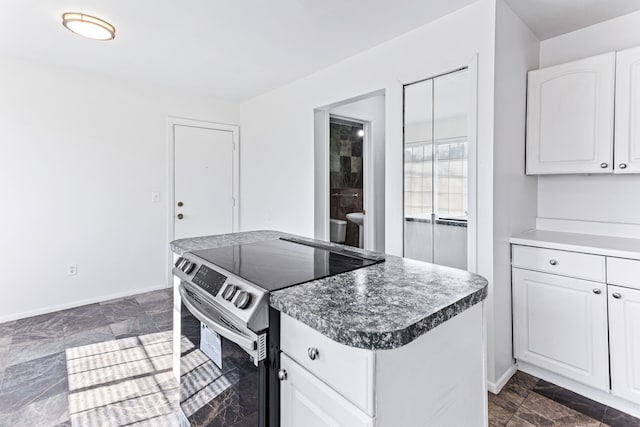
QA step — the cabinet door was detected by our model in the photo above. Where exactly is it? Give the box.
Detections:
[512,268,609,390]
[526,52,615,175]
[615,46,640,174]
[280,354,374,427]
[609,285,640,402]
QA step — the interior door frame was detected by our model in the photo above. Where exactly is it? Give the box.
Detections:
[166,116,240,286]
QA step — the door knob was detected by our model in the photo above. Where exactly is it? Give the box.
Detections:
[307,347,319,360]
[278,369,287,381]
[177,213,184,220]
[177,201,184,207]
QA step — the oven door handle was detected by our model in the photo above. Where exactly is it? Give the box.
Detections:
[179,284,257,356]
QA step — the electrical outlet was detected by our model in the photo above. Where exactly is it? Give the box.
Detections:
[151,191,161,202]
[67,264,78,276]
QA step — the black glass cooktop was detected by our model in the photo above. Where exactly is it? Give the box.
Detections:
[191,238,383,292]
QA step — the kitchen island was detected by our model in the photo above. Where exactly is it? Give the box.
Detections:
[171,230,488,426]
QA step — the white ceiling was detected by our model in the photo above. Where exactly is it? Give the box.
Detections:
[506,0,640,40]
[0,0,478,101]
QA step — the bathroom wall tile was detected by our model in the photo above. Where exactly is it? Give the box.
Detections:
[340,140,351,156]
[351,156,362,173]
[352,141,363,157]
[340,156,351,174]
[330,153,340,172]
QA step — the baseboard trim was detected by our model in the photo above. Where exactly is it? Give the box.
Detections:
[0,284,170,323]
[488,364,517,394]
[518,361,640,419]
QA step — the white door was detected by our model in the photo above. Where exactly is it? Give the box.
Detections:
[609,285,640,402]
[512,268,609,390]
[280,354,374,427]
[174,124,237,240]
[615,46,640,174]
[526,52,615,174]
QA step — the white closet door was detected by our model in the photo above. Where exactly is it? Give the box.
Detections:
[615,46,640,174]
[526,52,615,174]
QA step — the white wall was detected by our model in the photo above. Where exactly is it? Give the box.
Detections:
[537,10,640,231]
[0,56,239,322]
[329,95,386,252]
[491,0,540,389]
[240,0,501,381]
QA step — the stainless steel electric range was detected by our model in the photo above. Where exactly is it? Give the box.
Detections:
[172,237,384,427]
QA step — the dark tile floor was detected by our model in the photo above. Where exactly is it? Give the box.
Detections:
[0,288,177,427]
[489,371,640,427]
[2,290,639,427]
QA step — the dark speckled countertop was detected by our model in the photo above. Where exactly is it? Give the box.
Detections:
[171,230,488,350]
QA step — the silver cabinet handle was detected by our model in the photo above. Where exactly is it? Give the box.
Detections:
[600,163,609,168]
[593,289,601,295]
[307,347,319,360]
[619,163,628,169]
[549,259,557,266]
[278,369,287,381]
[612,292,622,299]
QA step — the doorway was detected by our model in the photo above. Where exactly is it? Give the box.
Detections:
[313,92,386,252]
[328,116,365,248]
[167,117,239,280]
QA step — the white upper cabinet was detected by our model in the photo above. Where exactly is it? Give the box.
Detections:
[615,46,640,173]
[526,52,616,175]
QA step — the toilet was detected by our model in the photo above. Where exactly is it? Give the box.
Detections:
[329,218,347,243]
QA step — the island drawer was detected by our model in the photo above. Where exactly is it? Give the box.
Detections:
[280,313,375,416]
[512,245,605,282]
[607,257,640,290]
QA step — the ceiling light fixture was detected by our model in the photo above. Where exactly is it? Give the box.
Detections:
[62,13,116,41]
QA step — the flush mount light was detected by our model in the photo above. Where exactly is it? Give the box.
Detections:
[62,13,115,40]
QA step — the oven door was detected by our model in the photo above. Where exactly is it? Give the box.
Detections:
[179,284,267,427]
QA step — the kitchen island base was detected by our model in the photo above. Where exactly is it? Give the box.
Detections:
[279,303,487,427]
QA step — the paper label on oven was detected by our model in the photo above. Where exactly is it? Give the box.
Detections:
[200,323,223,369]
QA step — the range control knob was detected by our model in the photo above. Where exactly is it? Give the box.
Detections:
[182,261,196,274]
[234,291,252,309]
[222,284,238,301]
[174,257,184,269]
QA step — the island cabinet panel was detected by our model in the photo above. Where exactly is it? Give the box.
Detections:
[526,52,615,175]
[615,45,640,174]
[512,268,610,391]
[280,314,375,416]
[609,285,640,403]
[280,353,374,427]
[374,303,487,427]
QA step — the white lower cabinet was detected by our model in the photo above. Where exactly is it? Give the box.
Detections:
[512,239,640,414]
[280,353,374,427]
[609,285,640,402]
[512,268,609,391]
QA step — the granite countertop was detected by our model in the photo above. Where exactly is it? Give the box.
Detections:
[171,230,488,351]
